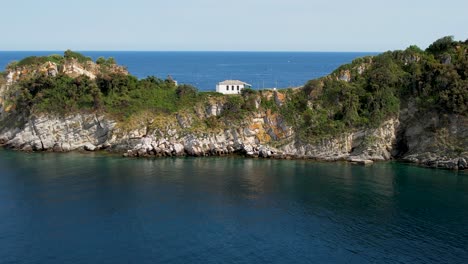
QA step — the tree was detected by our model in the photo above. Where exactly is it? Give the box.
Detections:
[96,57,106,65]
[107,57,116,65]
[6,60,18,69]
[240,87,256,97]
[63,49,92,63]
[426,36,455,54]
[64,49,73,59]
[176,84,198,99]
[406,45,423,53]
[88,82,102,109]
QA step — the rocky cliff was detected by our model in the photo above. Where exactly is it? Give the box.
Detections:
[0,92,465,170]
[0,41,466,170]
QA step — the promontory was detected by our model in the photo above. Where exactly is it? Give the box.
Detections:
[0,37,467,170]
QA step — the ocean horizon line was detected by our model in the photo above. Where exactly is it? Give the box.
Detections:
[0,50,382,54]
[0,51,378,91]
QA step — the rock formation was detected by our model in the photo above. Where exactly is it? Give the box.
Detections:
[0,44,466,170]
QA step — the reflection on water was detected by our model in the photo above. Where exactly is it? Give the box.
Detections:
[0,150,467,263]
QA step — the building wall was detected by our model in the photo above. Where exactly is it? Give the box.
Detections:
[216,84,245,94]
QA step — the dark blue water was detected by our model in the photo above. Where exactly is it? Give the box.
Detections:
[0,149,467,263]
[0,51,376,91]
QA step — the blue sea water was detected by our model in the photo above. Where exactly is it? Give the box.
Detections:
[1,51,467,263]
[0,150,467,263]
[0,51,376,91]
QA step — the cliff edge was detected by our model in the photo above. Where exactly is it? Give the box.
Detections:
[0,38,466,170]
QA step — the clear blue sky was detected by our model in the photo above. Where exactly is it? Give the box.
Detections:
[2,0,467,51]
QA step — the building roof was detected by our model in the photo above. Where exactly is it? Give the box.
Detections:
[218,80,251,86]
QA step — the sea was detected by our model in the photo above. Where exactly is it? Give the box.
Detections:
[1,52,467,263]
[0,51,376,91]
[0,150,467,263]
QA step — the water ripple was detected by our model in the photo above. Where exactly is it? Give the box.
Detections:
[0,152,467,263]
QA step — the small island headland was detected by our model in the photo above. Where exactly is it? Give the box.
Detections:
[0,37,467,170]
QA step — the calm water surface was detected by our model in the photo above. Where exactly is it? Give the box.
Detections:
[0,149,467,263]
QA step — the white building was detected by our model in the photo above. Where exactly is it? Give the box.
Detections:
[216,80,251,94]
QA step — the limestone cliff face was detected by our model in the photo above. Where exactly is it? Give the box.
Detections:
[396,102,468,169]
[0,58,128,143]
[0,114,116,152]
[0,97,466,170]
[280,118,399,161]
[0,85,396,159]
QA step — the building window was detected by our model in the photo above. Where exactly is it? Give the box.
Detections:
[226,86,229,91]
[237,85,240,90]
[232,86,234,90]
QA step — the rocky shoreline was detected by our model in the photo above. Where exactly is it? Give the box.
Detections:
[123,137,467,170]
[1,49,466,171]
[0,111,465,170]
[2,141,467,171]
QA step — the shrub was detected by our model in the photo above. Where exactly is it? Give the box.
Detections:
[176,84,198,99]
[63,49,92,63]
[426,36,455,55]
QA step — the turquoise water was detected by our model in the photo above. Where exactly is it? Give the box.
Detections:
[0,51,376,91]
[0,149,467,263]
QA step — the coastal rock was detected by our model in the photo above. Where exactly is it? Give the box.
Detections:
[0,104,465,170]
[436,159,459,170]
[242,144,254,153]
[349,158,374,165]
[173,143,185,156]
[338,70,351,82]
[52,143,63,152]
[84,143,97,151]
[459,158,467,170]
[2,114,116,152]
[274,91,286,106]
[136,148,148,157]
[206,102,223,116]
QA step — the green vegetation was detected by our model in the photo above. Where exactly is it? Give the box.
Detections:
[9,73,187,118]
[176,84,198,99]
[3,37,467,140]
[6,50,111,69]
[7,69,207,122]
[277,36,467,141]
[11,74,98,114]
[96,56,117,66]
[63,49,92,63]
[13,54,64,68]
[259,96,278,112]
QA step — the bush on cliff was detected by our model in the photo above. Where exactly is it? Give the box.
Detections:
[63,50,92,63]
[176,84,198,99]
[96,56,117,66]
[11,74,97,114]
[6,50,93,70]
[10,73,182,118]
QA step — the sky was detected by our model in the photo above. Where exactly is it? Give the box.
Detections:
[1,0,467,51]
